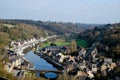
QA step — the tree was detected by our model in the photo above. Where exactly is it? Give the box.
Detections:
[50,43,57,46]
[0,32,9,52]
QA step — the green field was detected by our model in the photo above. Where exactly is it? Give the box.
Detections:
[54,39,71,46]
[41,39,87,48]
[76,39,87,47]
[41,42,51,47]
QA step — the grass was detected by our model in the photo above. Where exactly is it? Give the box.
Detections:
[40,39,71,48]
[76,39,87,47]
[41,38,87,48]
[55,39,71,46]
[41,42,51,48]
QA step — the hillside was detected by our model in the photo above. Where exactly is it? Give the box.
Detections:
[77,23,120,58]
[0,19,102,51]
[0,19,101,34]
[0,22,53,51]
[103,23,120,48]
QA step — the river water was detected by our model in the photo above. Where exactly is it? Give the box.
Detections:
[24,51,57,70]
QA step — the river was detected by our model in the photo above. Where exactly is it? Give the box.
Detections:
[24,51,57,70]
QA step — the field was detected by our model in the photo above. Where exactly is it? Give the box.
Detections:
[76,39,87,47]
[41,38,87,48]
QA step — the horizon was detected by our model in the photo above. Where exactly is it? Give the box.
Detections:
[0,0,120,24]
[0,18,111,24]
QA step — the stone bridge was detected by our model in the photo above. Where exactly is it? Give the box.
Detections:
[27,69,62,74]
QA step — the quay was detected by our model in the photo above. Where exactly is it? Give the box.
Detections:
[37,53,64,68]
[27,69,62,74]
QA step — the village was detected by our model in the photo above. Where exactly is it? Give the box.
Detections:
[39,41,120,80]
[2,35,61,79]
[2,33,120,80]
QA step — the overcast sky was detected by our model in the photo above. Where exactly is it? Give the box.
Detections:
[0,0,120,24]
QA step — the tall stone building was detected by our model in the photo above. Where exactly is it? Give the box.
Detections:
[71,39,77,52]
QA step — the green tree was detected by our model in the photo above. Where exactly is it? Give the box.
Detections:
[0,32,9,51]
[50,43,57,46]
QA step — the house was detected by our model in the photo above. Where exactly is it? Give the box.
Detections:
[45,46,62,51]
[65,63,74,74]
[21,61,34,70]
[91,64,97,73]
[75,71,88,80]
[11,41,15,46]
[68,55,76,63]
[91,48,98,59]
[72,62,78,69]
[54,55,61,62]
[116,60,120,66]
[56,52,68,63]
[87,70,94,79]
[109,63,116,70]
[93,58,99,62]
[60,47,67,53]
[44,46,62,54]
[101,70,107,77]
[48,51,53,56]
[15,41,21,46]
[64,47,71,54]
[78,62,87,70]
[101,64,107,71]
[78,48,86,58]
[104,58,112,64]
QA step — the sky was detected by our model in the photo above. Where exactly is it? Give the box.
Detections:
[0,0,120,24]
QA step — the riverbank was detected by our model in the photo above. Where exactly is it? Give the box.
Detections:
[36,52,64,69]
[23,47,33,54]
[24,51,57,70]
